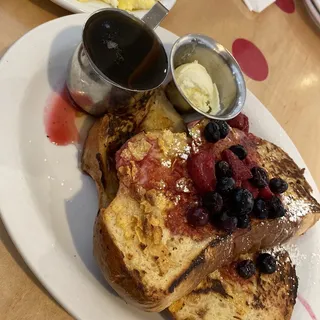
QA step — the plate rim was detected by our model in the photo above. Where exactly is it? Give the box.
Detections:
[304,0,320,28]
[311,0,320,13]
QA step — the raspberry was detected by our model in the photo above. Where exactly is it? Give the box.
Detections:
[235,180,242,188]
[243,156,257,170]
[259,186,273,200]
[187,150,216,194]
[242,180,259,198]
[227,113,249,133]
[222,149,253,182]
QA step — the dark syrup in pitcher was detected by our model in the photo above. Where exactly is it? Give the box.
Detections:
[83,11,168,90]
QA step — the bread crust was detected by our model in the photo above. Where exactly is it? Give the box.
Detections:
[94,202,154,306]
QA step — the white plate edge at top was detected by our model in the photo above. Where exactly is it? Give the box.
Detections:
[50,0,176,16]
[0,13,319,320]
[311,0,320,12]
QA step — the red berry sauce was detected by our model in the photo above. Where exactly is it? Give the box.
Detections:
[44,87,80,146]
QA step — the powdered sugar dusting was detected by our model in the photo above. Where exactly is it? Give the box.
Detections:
[189,127,201,139]
[188,125,202,154]
[178,144,191,160]
[310,252,320,266]
[161,159,172,168]
[282,195,313,223]
[264,242,307,267]
[176,178,192,193]
[174,195,181,205]
[158,180,166,190]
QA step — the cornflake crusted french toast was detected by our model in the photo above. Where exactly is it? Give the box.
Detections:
[93,114,320,311]
[82,88,186,208]
[169,250,298,320]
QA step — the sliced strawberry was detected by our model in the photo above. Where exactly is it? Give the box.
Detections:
[227,113,249,133]
[242,180,259,198]
[259,186,274,200]
[222,149,253,181]
[187,150,216,194]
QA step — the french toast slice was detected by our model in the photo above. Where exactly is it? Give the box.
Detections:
[169,250,298,320]
[82,89,186,207]
[93,121,320,311]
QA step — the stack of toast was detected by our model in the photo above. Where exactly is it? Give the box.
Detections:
[169,251,298,320]
[82,89,320,319]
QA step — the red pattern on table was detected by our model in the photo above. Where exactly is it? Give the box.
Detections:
[232,39,269,81]
[276,0,295,13]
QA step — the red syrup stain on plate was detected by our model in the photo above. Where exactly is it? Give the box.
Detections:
[276,0,295,13]
[44,87,80,146]
[298,295,318,320]
[232,39,269,81]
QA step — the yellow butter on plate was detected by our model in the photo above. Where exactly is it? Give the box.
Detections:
[78,0,156,10]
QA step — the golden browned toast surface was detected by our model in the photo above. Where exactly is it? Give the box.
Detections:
[169,250,298,320]
[93,124,319,311]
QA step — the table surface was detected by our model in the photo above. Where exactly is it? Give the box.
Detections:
[1,0,320,319]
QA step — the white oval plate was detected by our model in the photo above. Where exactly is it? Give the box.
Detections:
[0,13,319,320]
[50,0,176,17]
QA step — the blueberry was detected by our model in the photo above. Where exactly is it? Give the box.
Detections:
[214,120,230,139]
[268,196,286,218]
[269,178,288,194]
[229,144,247,160]
[236,260,256,279]
[216,177,235,195]
[253,198,269,219]
[204,122,220,143]
[232,188,254,215]
[237,215,250,229]
[250,167,269,188]
[257,253,277,274]
[217,211,238,233]
[202,192,223,214]
[187,208,209,227]
[216,161,233,178]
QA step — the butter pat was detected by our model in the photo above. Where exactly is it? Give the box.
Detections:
[174,61,220,115]
[79,0,156,10]
[103,0,155,10]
